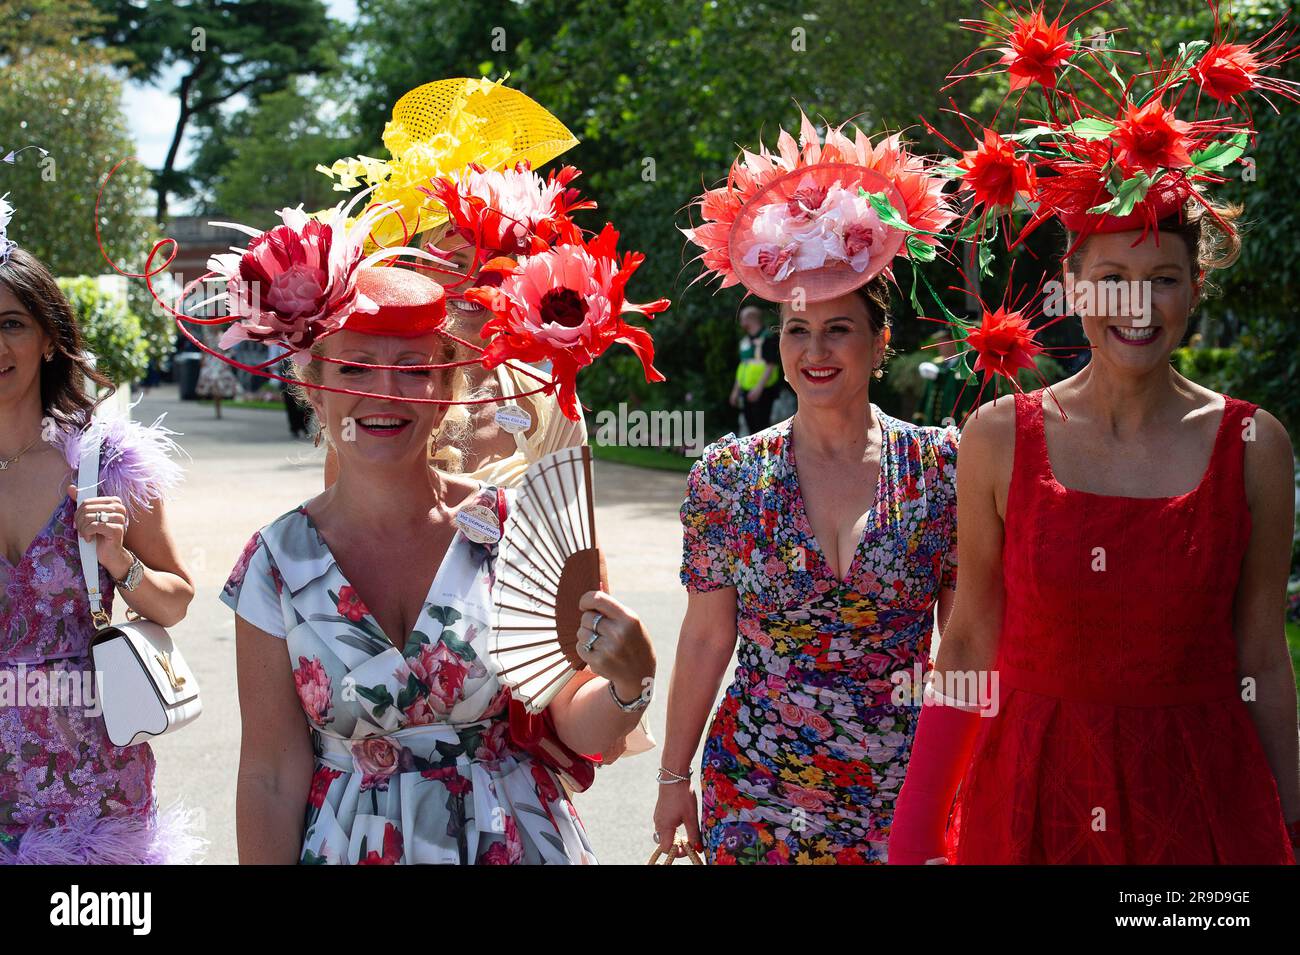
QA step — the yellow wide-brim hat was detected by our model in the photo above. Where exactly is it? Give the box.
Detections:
[318,77,578,249]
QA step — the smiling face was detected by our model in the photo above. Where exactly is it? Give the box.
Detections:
[434,241,490,326]
[1067,230,1199,376]
[778,291,886,411]
[0,280,52,407]
[305,329,451,470]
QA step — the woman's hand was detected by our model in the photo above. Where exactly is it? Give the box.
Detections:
[66,483,132,578]
[653,779,703,859]
[576,590,655,705]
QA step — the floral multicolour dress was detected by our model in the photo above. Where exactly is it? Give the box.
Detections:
[680,410,958,864]
[221,483,597,865]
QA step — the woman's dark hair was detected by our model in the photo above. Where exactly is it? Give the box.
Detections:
[0,247,113,427]
[850,274,893,335]
[1065,196,1244,300]
[853,276,896,370]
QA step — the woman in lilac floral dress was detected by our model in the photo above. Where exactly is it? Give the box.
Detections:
[0,248,198,864]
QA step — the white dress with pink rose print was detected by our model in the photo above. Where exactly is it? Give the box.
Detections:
[220,484,597,865]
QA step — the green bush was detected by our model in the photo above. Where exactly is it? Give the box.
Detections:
[1221,318,1300,439]
[57,277,150,387]
[1171,346,1236,394]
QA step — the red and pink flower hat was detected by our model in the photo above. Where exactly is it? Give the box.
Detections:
[122,83,668,423]
[683,111,957,304]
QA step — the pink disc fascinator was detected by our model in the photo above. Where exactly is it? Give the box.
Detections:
[683,112,957,304]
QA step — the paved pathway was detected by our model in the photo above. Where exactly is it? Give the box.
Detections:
[138,385,710,865]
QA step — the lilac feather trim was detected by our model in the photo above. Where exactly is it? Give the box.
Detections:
[0,803,207,865]
[58,411,186,516]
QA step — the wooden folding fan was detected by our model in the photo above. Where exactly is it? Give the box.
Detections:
[491,445,606,713]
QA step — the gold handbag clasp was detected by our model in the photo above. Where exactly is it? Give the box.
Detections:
[155,652,186,691]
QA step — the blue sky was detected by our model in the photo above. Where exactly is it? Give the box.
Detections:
[121,0,358,175]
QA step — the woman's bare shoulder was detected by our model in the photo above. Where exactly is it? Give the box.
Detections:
[958,394,1018,452]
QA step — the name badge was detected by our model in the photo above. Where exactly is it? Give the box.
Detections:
[456,504,502,544]
[494,404,532,434]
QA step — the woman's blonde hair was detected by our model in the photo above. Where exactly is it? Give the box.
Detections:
[286,331,475,472]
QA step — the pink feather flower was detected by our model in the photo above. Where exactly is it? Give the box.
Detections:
[204,194,402,360]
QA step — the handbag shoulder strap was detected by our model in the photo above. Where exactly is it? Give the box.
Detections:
[75,418,109,627]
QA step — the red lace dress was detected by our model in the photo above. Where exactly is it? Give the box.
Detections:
[951,390,1294,864]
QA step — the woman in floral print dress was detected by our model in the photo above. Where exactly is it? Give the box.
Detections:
[658,113,958,864]
[220,263,657,865]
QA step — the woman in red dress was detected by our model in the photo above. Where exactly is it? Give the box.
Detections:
[889,3,1300,863]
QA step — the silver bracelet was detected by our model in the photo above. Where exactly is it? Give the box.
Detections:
[656,766,691,785]
[608,679,651,713]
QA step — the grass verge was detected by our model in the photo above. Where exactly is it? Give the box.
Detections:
[590,443,695,473]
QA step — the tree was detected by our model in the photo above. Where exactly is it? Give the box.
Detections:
[0,50,156,279]
[0,0,118,64]
[92,0,336,221]
[189,77,363,223]
[290,0,1300,434]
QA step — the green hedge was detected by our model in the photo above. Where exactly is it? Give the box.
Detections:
[1170,346,1235,395]
[57,277,150,387]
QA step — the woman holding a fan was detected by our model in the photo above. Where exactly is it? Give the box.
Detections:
[316,79,656,765]
[657,114,961,864]
[203,82,669,864]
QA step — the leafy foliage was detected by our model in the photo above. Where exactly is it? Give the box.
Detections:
[63,0,1297,444]
[91,0,337,220]
[0,51,158,279]
[191,79,364,223]
[57,277,151,386]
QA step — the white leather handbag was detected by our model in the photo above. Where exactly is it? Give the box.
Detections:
[78,420,202,747]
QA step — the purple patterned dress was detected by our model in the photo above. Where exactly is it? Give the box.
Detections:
[0,416,199,864]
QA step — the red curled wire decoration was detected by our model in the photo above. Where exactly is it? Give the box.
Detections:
[93,157,560,407]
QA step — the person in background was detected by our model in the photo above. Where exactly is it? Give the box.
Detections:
[730,304,780,435]
[267,342,310,439]
[913,334,968,428]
